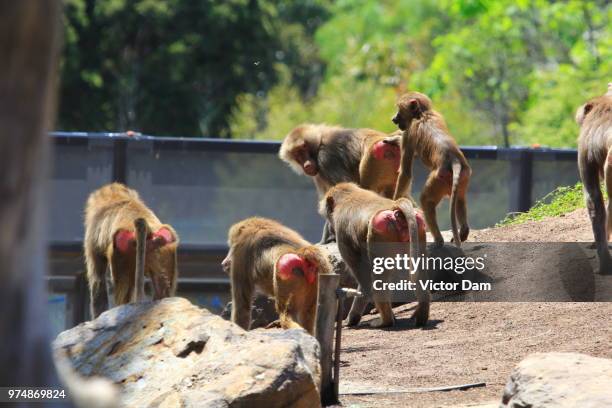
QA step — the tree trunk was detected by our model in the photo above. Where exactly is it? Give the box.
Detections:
[0,0,63,403]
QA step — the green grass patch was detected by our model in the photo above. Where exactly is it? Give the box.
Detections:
[497,183,585,226]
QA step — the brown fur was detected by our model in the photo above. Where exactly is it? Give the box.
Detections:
[84,183,179,318]
[223,217,332,335]
[320,183,430,328]
[388,91,471,247]
[279,124,401,197]
[577,83,612,274]
[279,124,403,242]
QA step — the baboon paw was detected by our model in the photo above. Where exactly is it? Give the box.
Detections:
[370,318,395,328]
[345,314,362,327]
[412,304,430,327]
[598,261,612,275]
[433,240,444,249]
[460,226,470,242]
[265,320,281,329]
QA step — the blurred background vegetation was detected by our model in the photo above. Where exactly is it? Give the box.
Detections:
[59,0,610,147]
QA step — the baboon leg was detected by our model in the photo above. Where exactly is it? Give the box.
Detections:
[581,158,612,274]
[420,174,446,247]
[346,284,369,327]
[457,178,470,242]
[297,296,318,334]
[231,278,253,330]
[371,268,395,327]
[605,148,612,241]
[372,301,394,328]
[320,220,336,244]
[86,252,108,319]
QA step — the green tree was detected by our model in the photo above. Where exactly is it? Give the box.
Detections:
[60,0,329,137]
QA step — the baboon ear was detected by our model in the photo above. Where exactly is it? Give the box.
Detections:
[408,98,422,116]
[576,103,593,125]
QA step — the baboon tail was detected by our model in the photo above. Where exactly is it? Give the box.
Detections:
[133,217,148,303]
[395,199,422,267]
[396,198,430,326]
[450,160,462,248]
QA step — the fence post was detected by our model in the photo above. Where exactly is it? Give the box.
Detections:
[508,149,533,213]
[72,271,88,325]
[316,273,340,406]
[112,139,128,184]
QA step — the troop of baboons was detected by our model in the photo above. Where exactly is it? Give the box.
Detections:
[81,85,612,335]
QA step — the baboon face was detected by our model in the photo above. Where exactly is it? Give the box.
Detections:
[292,143,318,176]
[393,92,432,130]
[392,110,407,130]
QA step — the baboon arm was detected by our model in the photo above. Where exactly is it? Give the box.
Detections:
[279,314,302,330]
[394,147,414,200]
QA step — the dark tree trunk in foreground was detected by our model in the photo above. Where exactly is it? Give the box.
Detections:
[0,0,63,403]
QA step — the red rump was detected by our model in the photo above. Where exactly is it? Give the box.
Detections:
[115,230,135,253]
[372,210,411,242]
[150,227,174,245]
[277,253,317,285]
[372,141,401,169]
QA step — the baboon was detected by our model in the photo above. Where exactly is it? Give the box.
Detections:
[320,182,430,328]
[223,217,332,335]
[279,124,403,242]
[577,83,612,274]
[84,183,179,318]
[386,92,471,247]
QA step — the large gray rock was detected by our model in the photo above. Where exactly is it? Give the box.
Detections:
[501,352,612,408]
[54,297,321,408]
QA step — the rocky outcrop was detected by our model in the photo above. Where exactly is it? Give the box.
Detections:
[501,352,612,408]
[54,297,321,408]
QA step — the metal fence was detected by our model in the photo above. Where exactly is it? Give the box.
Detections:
[47,132,580,335]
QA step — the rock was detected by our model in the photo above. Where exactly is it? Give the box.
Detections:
[54,297,321,408]
[501,352,612,408]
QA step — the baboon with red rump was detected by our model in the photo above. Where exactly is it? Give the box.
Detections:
[84,183,179,318]
[279,124,403,242]
[386,92,471,248]
[320,182,430,328]
[222,217,332,335]
[577,83,612,274]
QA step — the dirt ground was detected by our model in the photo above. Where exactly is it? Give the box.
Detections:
[337,208,612,408]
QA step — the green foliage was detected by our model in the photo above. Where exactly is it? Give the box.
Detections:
[59,0,329,137]
[230,0,610,146]
[59,0,611,145]
[497,183,585,226]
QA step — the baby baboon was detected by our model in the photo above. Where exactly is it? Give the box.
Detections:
[577,83,612,274]
[84,183,179,318]
[387,92,471,247]
[320,182,430,328]
[279,124,402,242]
[223,217,332,335]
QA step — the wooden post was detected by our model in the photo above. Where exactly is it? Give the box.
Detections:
[507,149,533,213]
[316,273,340,406]
[333,287,361,401]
